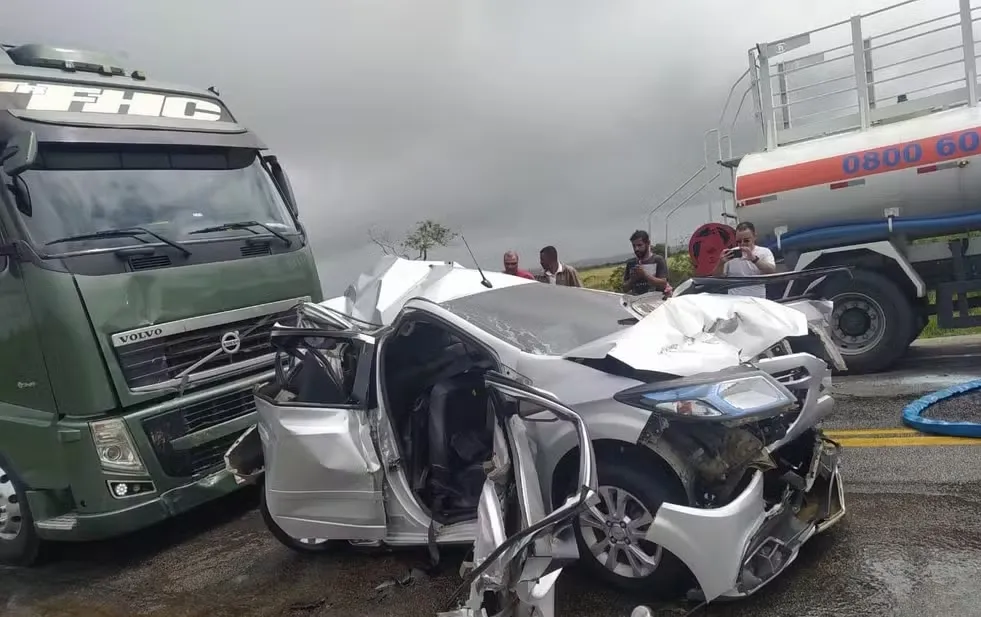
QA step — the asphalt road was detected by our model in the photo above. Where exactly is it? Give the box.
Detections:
[3,336,981,617]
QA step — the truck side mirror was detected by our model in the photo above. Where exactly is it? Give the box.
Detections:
[2,131,38,177]
[262,154,299,218]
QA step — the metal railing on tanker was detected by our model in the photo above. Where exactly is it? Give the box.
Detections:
[655,0,981,261]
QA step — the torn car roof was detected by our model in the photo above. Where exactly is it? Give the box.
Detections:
[321,255,533,325]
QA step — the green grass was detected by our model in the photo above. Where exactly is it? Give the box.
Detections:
[919,291,981,339]
[580,265,620,291]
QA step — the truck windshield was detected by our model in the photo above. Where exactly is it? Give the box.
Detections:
[12,144,297,252]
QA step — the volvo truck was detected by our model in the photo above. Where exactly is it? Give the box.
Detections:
[667,0,981,374]
[0,43,322,565]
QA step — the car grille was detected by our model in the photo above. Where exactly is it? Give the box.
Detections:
[115,310,292,389]
[142,388,257,477]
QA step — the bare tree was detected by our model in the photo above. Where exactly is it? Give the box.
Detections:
[368,220,458,260]
[367,225,409,258]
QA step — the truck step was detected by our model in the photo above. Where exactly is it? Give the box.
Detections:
[35,512,78,531]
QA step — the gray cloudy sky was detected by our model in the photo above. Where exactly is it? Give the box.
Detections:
[6,0,900,291]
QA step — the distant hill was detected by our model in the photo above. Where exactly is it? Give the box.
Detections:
[525,247,686,275]
[569,253,633,270]
[570,245,688,271]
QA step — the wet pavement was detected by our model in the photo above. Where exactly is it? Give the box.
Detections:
[3,337,981,617]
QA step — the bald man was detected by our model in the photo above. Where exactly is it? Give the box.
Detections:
[503,250,535,279]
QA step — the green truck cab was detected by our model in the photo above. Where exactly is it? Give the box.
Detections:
[0,43,322,565]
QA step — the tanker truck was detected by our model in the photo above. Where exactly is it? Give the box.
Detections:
[0,42,322,565]
[672,0,981,374]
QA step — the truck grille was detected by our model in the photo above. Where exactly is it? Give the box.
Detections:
[115,309,292,390]
[187,430,248,477]
[142,388,257,478]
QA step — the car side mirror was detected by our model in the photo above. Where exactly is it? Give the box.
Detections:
[262,154,299,218]
[2,131,38,177]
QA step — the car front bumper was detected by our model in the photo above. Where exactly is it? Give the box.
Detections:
[645,435,845,603]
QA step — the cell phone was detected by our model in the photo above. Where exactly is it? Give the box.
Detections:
[724,247,741,259]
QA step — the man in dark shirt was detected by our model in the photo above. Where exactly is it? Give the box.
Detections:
[622,229,669,295]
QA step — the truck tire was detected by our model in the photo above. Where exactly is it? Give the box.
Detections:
[906,299,930,346]
[0,455,42,567]
[822,269,914,374]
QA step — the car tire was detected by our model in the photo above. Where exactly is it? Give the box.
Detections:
[821,268,914,374]
[260,484,337,554]
[571,451,692,599]
[0,455,42,567]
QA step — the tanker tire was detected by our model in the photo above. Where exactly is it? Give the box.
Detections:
[823,269,914,374]
[907,311,928,346]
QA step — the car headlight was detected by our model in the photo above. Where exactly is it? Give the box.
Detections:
[90,418,147,474]
[616,372,796,422]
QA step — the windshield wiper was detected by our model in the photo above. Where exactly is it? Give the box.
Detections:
[46,226,191,256]
[188,220,291,247]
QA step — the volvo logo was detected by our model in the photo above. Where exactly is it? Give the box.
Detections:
[220,330,242,355]
[116,327,164,345]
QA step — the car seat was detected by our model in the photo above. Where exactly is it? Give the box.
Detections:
[424,370,494,517]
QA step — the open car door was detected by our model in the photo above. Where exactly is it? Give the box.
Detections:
[439,371,597,617]
[226,300,389,541]
[224,302,377,488]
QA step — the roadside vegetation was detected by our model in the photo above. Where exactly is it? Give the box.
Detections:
[580,253,694,293]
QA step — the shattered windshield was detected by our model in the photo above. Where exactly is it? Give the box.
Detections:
[441,284,631,355]
[12,144,297,251]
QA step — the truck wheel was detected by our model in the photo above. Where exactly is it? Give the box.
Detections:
[570,452,692,599]
[260,484,336,554]
[908,311,928,346]
[822,269,914,374]
[0,457,42,567]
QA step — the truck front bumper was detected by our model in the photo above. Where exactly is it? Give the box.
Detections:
[32,468,245,542]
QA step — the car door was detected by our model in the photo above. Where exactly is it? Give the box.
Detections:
[255,320,388,541]
[439,371,597,617]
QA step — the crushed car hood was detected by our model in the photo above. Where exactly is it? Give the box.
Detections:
[563,293,810,376]
[321,255,532,325]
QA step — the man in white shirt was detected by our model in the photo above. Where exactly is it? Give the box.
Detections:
[712,221,776,298]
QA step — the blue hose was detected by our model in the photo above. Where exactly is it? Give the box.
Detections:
[901,378,981,437]
[761,209,981,253]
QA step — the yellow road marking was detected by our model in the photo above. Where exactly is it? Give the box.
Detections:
[821,427,981,447]
[835,435,981,447]
[825,427,919,437]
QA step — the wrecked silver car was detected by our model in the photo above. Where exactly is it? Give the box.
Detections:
[226,256,847,608]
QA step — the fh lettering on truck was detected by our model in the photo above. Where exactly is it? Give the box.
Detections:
[0,80,225,121]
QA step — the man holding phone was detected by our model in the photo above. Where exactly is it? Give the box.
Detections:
[712,221,776,297]
[623,229,670,295]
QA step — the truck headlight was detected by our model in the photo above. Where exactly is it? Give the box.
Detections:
[90,418,146,474]
[615,372,796,422]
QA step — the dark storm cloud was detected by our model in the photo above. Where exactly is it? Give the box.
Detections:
[4,0,899,290]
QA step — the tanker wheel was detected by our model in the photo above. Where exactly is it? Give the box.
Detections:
[823,269,914,374]
[908,310,928,346]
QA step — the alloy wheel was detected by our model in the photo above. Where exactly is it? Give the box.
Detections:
[578,485,662,579]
